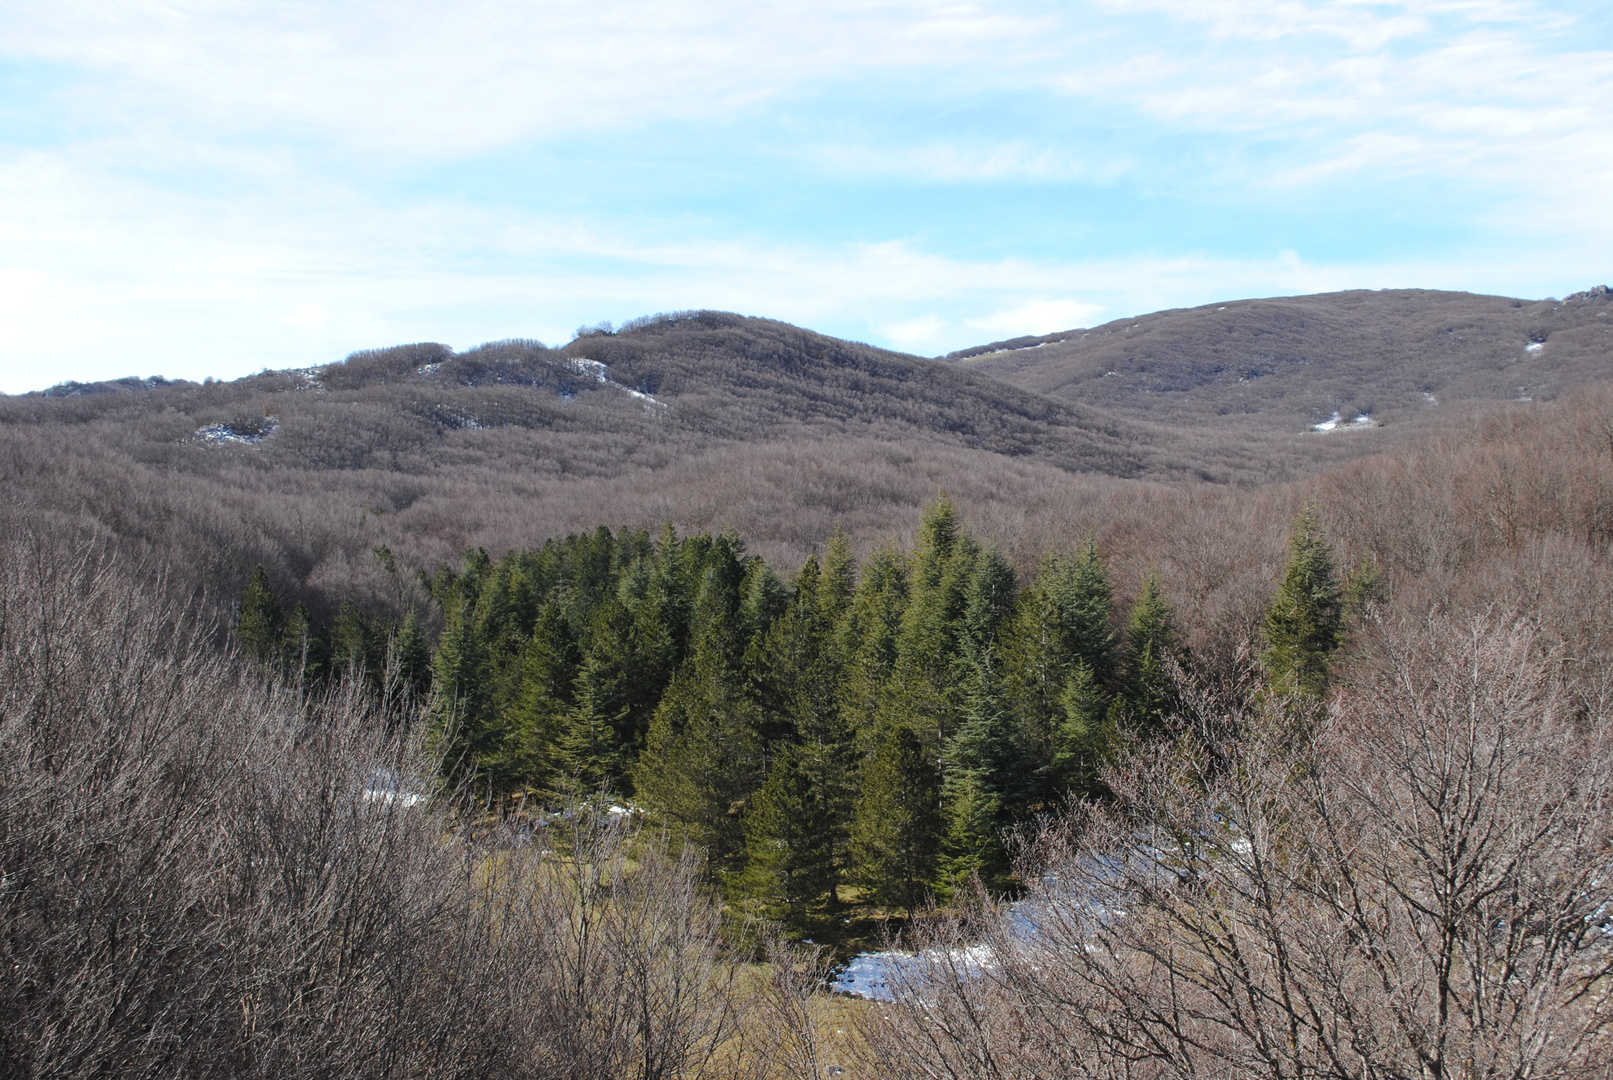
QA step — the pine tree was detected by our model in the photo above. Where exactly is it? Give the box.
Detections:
[938,690,1014,894]
[631,559,762,876]
[848,725,940,919]
[1119,570,1178,733]
[1003,538,1116,799]
[387,608,433,706]
[838,544,909,753]
[429,603,491,782]
[509,601,583,789]
[236,565,284,666]
[742,743,841,925]
[880,498,978,751]
[281,600,327,684]
[552,664,623,794]
[329,604,380,687]
[1261,506,1343,698]
[1047,661,1111,799]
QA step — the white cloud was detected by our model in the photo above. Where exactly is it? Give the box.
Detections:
[4,142,1603,392]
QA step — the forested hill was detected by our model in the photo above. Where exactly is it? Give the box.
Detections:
[957,285,1613,432]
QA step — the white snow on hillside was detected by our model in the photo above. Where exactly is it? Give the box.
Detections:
[1311,411,1376,433]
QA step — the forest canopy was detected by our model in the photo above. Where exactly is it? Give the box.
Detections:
[233,497,1365,927]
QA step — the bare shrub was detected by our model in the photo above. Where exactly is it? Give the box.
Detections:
[0,540,751,1079]
[863,614,1613,1079]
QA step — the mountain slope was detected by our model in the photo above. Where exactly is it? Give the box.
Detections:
[955,286,1613,432]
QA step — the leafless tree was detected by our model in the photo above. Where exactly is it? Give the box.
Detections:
[0,539,756,1079]
[863,614,1613,1080]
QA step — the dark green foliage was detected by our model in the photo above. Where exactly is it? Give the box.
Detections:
[741,743,843,923]
[1047,662,1112,800]
[1261,507,1344,697]
[1119,571,1179,733]
[282,600,327,683]
[1003,538,1117,802]
[389,609,433,703]
[849,725,941,918]
[236,566,283,665]
[632,637,762,874]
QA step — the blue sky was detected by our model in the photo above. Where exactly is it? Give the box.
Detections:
[1,0,1610,392]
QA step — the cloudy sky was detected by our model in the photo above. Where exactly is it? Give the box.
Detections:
[1,0,1609,392]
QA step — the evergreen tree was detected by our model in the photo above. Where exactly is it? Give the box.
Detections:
[387,608,433,705]
[819,529,857,627]
[741,743,841,925]
[1261,507,1344,698]
[552,663,624,794]
[236,565,284,666]
[281,600,327,684]
[849,725,941,919]
[429,602,492,782]
[880,497,978,751]
[1047,662,1112,799]
[508,601,583,789]
[329,604,381,687]
[838,544,909,752]
[1003,538,1116,799]
[631,559,762,877]
[1119,571,1179,733]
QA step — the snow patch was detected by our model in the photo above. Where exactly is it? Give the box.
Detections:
[193,419,278,445]
[832,944,996,1001]
[417,362,443,375]
[1311,411,1376,434]
[1525,341,1545,355]
[563,356,667,410]
[1423,391,1438,406]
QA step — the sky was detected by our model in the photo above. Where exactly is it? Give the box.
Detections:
[1,0,1611,393]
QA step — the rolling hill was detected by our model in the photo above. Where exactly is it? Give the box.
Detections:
[954,286,1613,432]
[7,289,1613,631]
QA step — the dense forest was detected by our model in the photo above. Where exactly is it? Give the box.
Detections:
[6,292,1613,1078]
[232,498,1373,932]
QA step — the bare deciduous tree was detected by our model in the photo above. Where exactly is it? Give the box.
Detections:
[864,614,1613,1080]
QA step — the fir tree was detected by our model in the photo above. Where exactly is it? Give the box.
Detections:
[741,743,841,925]
[236,565,283,666]
[631,559,762,875]
[509,601,583,789]
[1003,538,1116,799]
[1119,570,1178,733]
[1261,506,1344,698]
[880,498,978,751]
[329,604,379,687]
[1047,662,1111,799]
[387,608,433,706]
[838,544,909,752]
[849,725,941,919]
[281,600,327,684]
[429,603,492,781]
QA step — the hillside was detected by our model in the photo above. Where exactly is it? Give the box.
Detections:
[956,286,1613,432]
[21,311,1280,483]
[7,291,1613,633]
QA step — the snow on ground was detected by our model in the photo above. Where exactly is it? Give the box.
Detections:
[564,356,666,410]
[1526,341,1546,354]
[192,419,278,445]
[1423,391,1439,405]
[1311,411,1376,433]
[832,944,996,1001]
[362,769,427,807]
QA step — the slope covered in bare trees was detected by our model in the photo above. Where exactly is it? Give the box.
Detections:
[960,285,1613,432]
